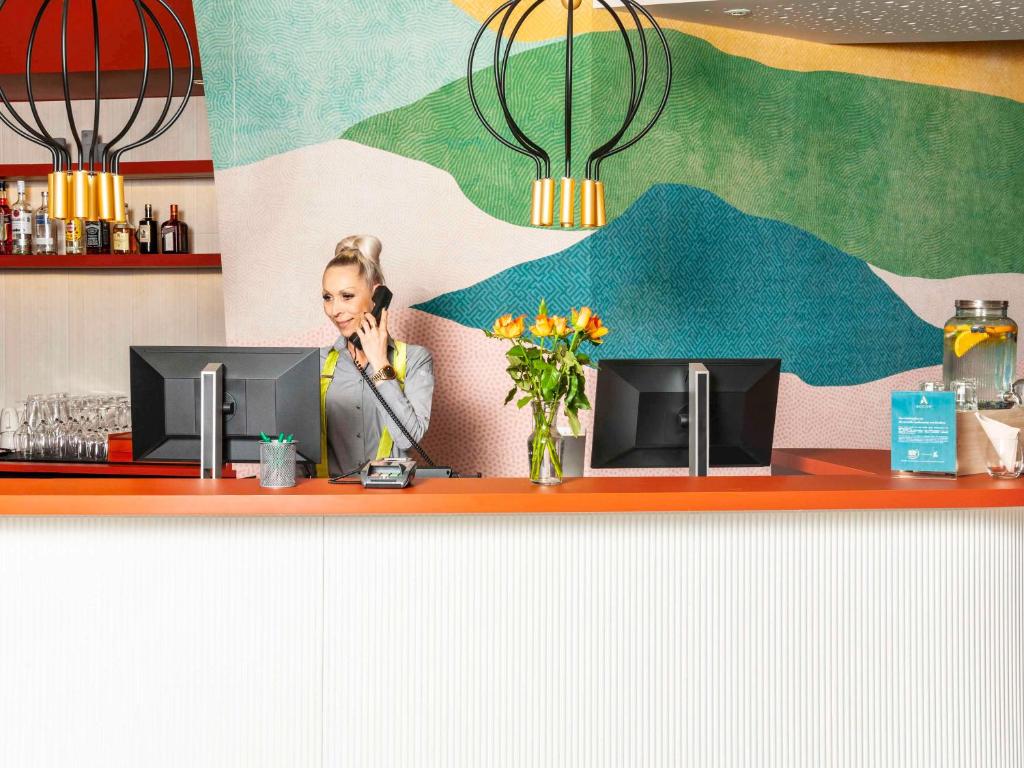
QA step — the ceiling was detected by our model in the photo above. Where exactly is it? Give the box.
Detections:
[607,0,1024,43]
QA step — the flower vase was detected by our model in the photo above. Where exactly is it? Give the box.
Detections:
[527,400,563,485]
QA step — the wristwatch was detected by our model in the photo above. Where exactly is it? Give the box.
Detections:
[369,364,397,383]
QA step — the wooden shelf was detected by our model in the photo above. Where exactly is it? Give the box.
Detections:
[0,253,221,270]
[0,160,214,180]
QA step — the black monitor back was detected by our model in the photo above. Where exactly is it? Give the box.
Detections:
[591,358,781,469]
[130,346,321,464]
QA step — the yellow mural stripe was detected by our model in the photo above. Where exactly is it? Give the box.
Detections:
[454,0,1024,103]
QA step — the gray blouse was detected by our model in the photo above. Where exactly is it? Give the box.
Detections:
[320,337,434,477]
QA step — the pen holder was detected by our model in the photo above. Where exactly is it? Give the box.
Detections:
[259,441,298,488]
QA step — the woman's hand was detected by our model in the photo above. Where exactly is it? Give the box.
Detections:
[353,307,390,373]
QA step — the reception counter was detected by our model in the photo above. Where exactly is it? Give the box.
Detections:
[1,453,1022,767]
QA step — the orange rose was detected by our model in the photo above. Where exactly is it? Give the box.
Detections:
[493,313,525,339]
[530,314,553,337]
[550,315,569,337]
[571,306,592,331]
[585,314,609,344]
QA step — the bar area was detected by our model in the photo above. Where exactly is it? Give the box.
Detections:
[1,1,1023,766]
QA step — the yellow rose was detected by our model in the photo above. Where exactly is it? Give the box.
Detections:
[585,314,609,344]
[493,313,525,339]
[530,314,553,337]
[550,315,569,337]
[571,306,592,331]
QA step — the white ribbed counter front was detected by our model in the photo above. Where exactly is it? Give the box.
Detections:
[0,475,1021,767]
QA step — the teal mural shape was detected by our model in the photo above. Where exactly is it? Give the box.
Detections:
[191,0,538,169]
[415,184,942,387]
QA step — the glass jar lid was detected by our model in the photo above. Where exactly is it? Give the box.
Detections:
[955,299,1009,311]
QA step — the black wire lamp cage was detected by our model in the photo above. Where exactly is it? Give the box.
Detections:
[0,0,195,223]
[468,0,672,228]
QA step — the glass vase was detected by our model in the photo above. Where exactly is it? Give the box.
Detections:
[527,400,563,485]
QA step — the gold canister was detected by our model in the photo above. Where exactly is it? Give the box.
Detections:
[71,170,90,219]
[581,179,597,228]
[595,180,606,227]
[559,177,575,228]
[111,174,126,222]
[96,171,115,221]
[530,178,554,227]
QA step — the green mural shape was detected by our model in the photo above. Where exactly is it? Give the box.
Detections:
[343,30,1024,279]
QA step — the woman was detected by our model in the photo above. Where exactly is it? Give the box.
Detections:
[318,234,434,478]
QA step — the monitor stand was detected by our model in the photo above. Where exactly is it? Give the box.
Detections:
[688,362,709,477]
[199,363,224,479]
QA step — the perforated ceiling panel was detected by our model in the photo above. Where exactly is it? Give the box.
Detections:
[602,0,1024,43]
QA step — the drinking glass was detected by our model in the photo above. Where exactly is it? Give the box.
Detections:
[0,407,17,450]
[985,434,1024,479]
[950,378,978,412]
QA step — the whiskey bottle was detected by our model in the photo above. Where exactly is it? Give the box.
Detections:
[137,203,158,254]
[33,191,57,255]
[160,204,189,254]
[0,181,11,254]
[84,218,103,254]
[11,180,32,255]
[112,204,137,254]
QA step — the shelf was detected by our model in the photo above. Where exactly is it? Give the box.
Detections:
[0,460,235,478]
[0,68,203,102]
[0,160,214,181]
[0,253,221,270]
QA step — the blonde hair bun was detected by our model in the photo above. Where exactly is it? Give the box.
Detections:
[327,234,385,287]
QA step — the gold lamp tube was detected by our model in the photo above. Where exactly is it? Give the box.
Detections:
[595,180,606,227]
[96,171,115,221]
[47,173,55,215]
[86,173,98,221]
[530,178,554,227]
[112,174,126,222]
[71,170,90,219]
[581,179,597,228]
[559,177,575,228]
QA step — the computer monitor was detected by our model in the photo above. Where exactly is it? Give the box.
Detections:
[591,358,781,469]
[129,346,321,467]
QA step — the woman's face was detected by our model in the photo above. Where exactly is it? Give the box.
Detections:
[323,264,376,338]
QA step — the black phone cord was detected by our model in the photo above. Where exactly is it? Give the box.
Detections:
[357,361,438,467]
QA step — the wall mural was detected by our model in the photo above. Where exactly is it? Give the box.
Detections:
[194,0,1024,477]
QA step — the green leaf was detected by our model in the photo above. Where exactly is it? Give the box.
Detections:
[566,409,582,436]
[516,395,533,409]
[576,353,590,365]
[503,386,517,405]
[538,298,547,316]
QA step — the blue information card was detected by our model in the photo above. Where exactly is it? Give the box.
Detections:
[891,391,957,473]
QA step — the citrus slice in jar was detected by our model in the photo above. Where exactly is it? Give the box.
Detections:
[954,330,990,357]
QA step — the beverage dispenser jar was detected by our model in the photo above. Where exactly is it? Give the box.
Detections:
[943,300,1018,409]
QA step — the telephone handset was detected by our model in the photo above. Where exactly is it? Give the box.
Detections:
[349,285,393,351]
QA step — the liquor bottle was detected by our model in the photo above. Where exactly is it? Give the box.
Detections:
[112,204,137,254]
[100,220,111,253]
[137,203,158,254]
[33,191,57,255]
[160,204,189,254]
[11,180,32,255]
[84,218,103,254]
[0,181,11,254]
[65,216,85,255]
